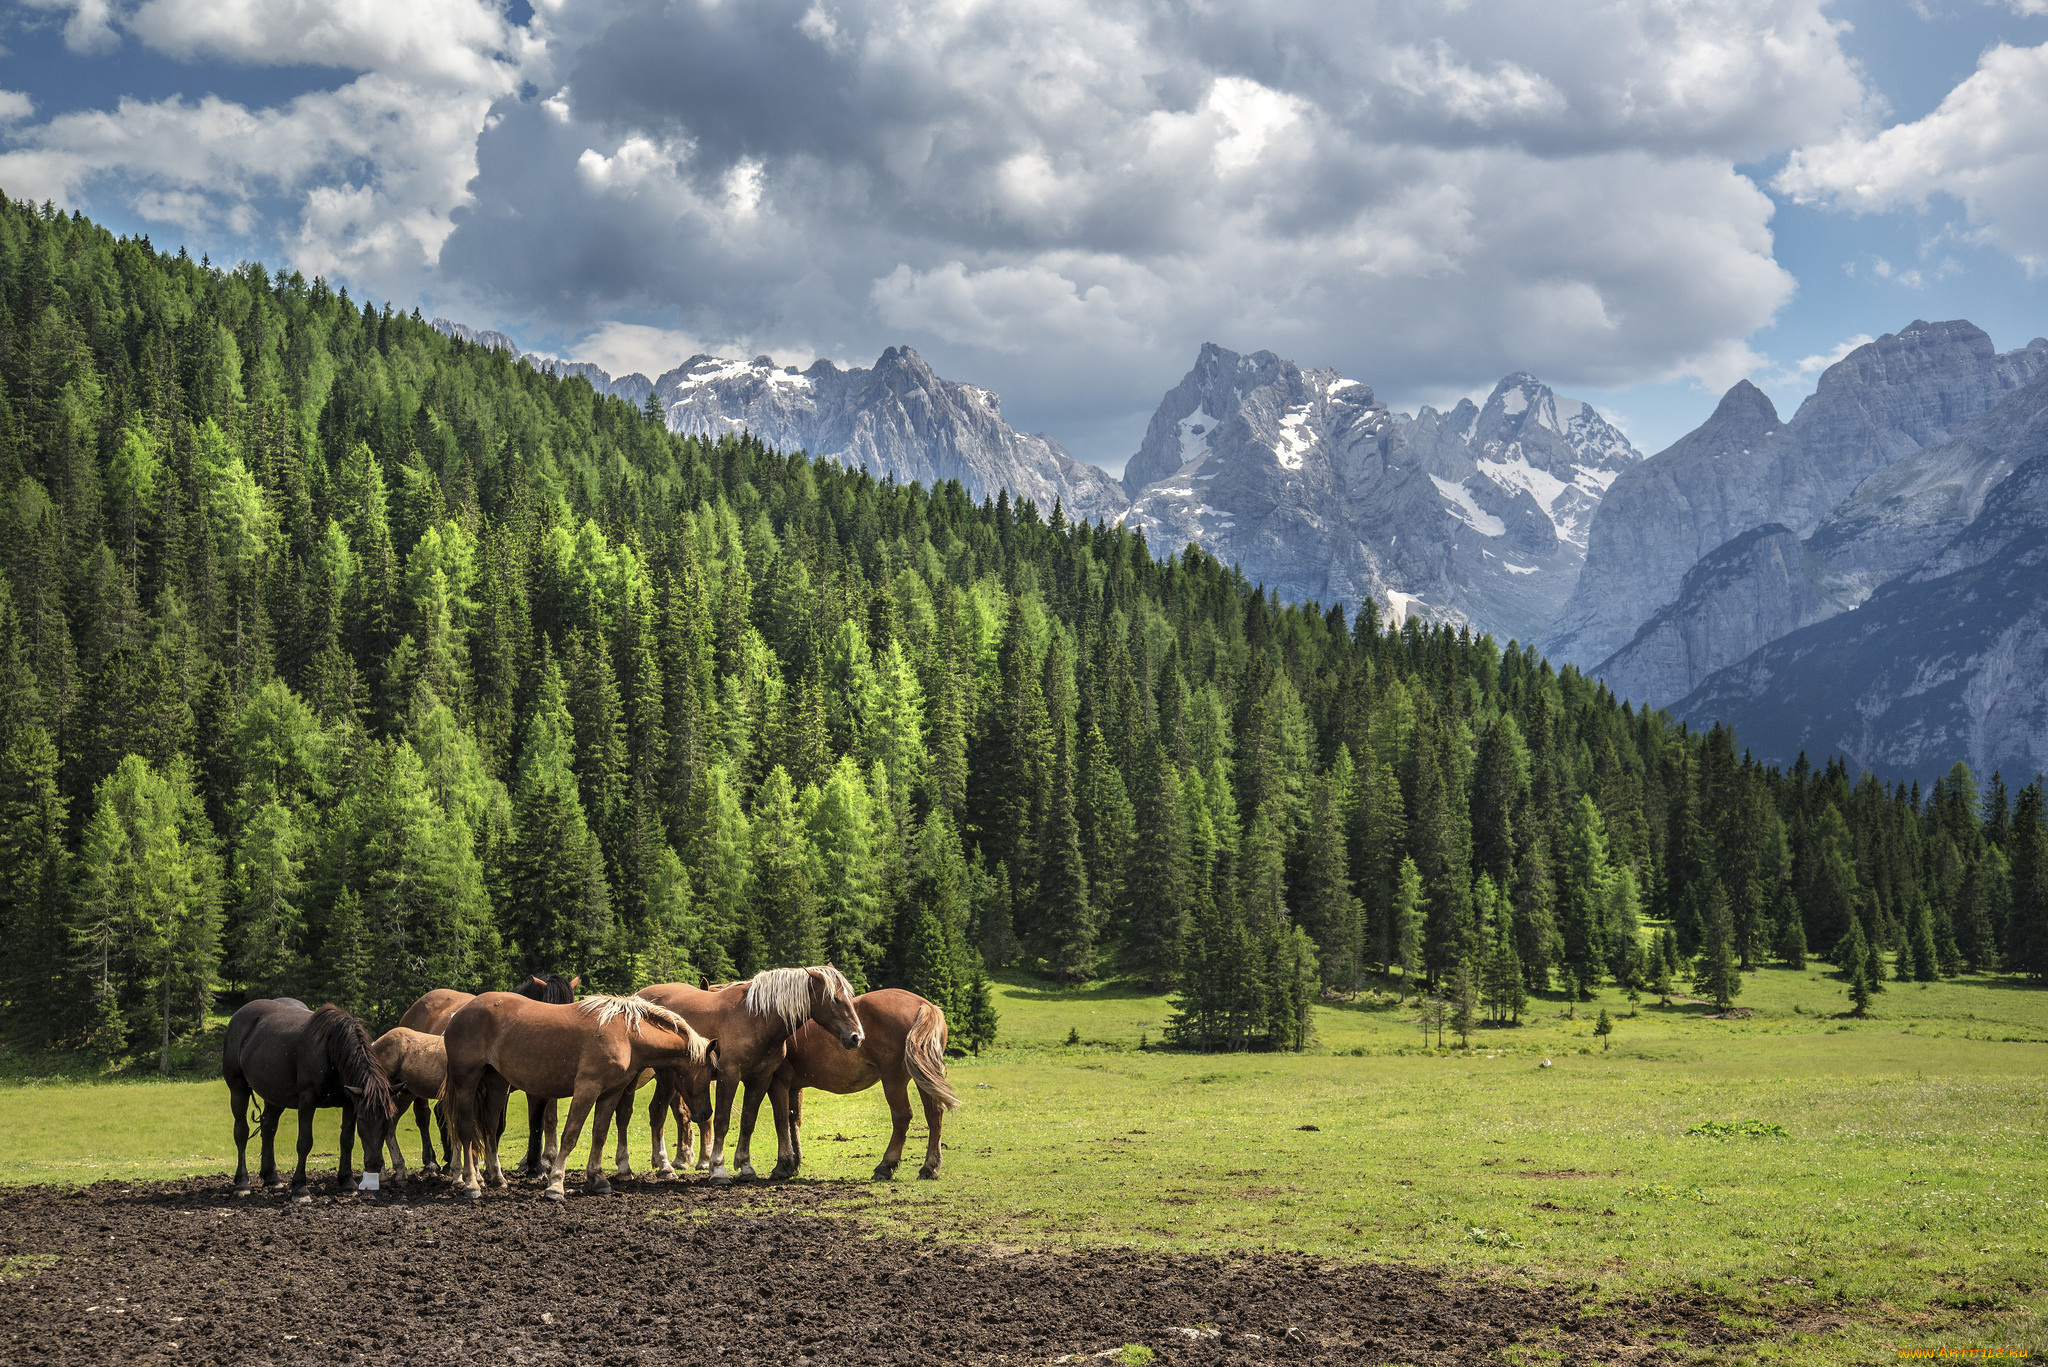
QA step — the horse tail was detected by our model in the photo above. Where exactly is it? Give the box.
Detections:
[904,1001,960,1111]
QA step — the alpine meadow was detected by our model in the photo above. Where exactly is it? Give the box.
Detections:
[2,197,2047,1363]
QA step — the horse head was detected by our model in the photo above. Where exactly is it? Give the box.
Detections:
[310,1005,397,1183]
[809,965,865,1051]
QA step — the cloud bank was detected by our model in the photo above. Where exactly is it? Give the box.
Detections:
[2,0,2035,464]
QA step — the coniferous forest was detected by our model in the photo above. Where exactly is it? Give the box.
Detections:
[1,197,2044,1071]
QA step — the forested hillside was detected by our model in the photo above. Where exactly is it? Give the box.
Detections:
[0,198,2041,1072]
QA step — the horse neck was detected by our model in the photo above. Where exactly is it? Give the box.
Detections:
[633,1027,703,1068]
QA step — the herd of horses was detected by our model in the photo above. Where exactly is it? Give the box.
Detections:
[219,965,960,1203]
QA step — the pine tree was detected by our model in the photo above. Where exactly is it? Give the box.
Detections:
[1557,795,1612,993]
[506,650,612,978]
[962,964,998,1054]
[0,719,70,1031]
[750,766,820,969]
[1593,1007,1613,1051]
[1692,885,1742,1012]
[1124,740,1190,986]
[1033,705,1094,982]
[1448,957,1478,1046]
[1389,856,1426,997]
[1300,754,1359,989]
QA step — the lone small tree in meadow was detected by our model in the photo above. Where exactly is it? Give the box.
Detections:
[1449,959,1478,1047]
[1847,955,1874,1017]
[1593,1007,1613,1050]
[963,966,999,1055]
[1651,956,1673,1006]
[1625,984,1641,1017]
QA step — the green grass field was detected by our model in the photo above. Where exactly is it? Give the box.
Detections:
[3,959,2043,1364]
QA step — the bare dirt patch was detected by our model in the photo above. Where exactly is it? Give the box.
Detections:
[0,1176,1769,1365]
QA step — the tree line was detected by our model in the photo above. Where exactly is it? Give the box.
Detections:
[0,197,2041,1071]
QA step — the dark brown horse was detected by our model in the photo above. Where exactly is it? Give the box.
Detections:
[637,965,864,1183]
[395,973,577,1177]
[223,999,396,1200]
[443,994,719,1202]
[770,988,960,1179]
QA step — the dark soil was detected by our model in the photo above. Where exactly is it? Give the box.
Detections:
[0,1176,1766,1365]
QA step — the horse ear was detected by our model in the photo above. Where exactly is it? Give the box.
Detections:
[570,976,581,991]
[707,1041,721,1073]
[531,975,546,988]
[698,974,710,990]
[343,1083,363,1099]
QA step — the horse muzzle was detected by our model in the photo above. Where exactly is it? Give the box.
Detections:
[839,1029,863,1050]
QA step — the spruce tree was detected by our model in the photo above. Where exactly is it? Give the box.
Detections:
[962,964,999,1054]
[1448,958,1478,1047]
[750,766,820,969]
[1692,885,1742,1012]
[1124,740,1191,986]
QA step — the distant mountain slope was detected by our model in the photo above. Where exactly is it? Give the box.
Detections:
[1121,344,1639,642]
[650,348,1129,522]
[1595,341,2048,705]
[1544,322,2048,674]
[1675,377,2048,781]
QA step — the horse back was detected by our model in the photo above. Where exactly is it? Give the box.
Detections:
[443,993,598,1100]
[397,988,475,1036]
[222,998,316,1100]
[372,1026,448,1101]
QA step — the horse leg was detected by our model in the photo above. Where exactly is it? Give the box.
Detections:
[705,1078,738,1184]
[483,1079,511,1189]
[584,1090,624,1196]
[546,1088,601,1202]
[874,1077,913,1180]
[612,1077,637,1180]
[413,1096,438,1176]
[916,1082,945,1180]
[767,1080,796,1180]
[647,1072,675,1178]
[292,1105,317,1202]
[380,1095,408,1183]
[790,1088,805,1172]
[230,1083,253,1195]
[259,1104,284,1189]
[519,1092,545,1180]
[733,1080,769,1180]
[338,1103,361,1195]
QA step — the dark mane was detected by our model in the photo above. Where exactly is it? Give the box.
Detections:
[519,973,577,1005]
[307,1004,394,1118]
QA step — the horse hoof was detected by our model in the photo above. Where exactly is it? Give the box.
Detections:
[872,1162,899,1181]
[293,1192,312,1206]
[708,1172,733,1187]
[234,1187,251,1199]
[588,1179,612,1197]
[918,1166,939,1181]
[463,1188,482,1204]
[542,1189,565,1203]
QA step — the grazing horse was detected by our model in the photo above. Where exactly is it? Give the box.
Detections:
[222,999,396,1200]
[395,973,578,1178]
[770,988,961,1180]
[369,1027,448,1179]
[638,965,864,1184]
[443,994,719,1202]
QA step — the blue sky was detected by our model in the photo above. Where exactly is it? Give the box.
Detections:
[5,0,2047,469]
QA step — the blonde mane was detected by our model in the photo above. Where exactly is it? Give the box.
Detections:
[578,995,710,1060]
[743,965,857,1032]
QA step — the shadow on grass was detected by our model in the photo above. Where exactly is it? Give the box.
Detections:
[992,970,1164,1002]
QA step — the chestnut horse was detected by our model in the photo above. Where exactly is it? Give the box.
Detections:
[444,994,719,1202]
[395,973,577,1177]
[769,988,960,1180]
[369,1026,447,1179]
[637,966,863,1183]
[223,999,396,1200]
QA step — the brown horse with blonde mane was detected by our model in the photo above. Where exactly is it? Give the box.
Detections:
[769,988,960,1180]
[637,965,863,1183]
[443,993,719,1202]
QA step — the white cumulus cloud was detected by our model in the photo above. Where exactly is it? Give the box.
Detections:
[1779,41,2048,274]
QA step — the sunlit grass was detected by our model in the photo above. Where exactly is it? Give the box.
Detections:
[2,957,2043,1364]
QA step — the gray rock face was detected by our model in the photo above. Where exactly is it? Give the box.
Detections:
[1545,321,2048,673]
[1676,367,2048,782]
[653,347,1130,523]
[1591,336,2048,705]
[1121,345,1639,641]
[1594,525,1833,706]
